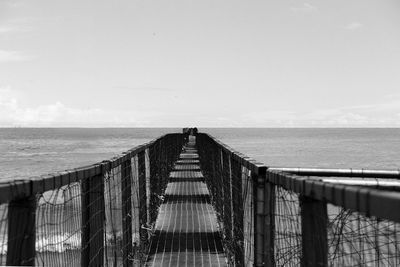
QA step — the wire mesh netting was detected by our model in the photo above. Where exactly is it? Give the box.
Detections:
[36,183,82,266]
[197,134,255,267]
[241,167,254,267]
[272,186,400,267]
[221,150,233,264]
[0,133,183,267]
[0,204,7,265]
[104,165,123,266]
[327,204,400,266]
[274,186,302,266]
[195,133,400,266]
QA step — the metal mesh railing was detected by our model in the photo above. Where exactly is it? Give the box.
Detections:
[197,133,263,267]
[0,204,7,265]
[327,204,400,266]
[0,133,183,266]
[197,132,400,267]
[274,186,301,267]
[242,166,254,267]
[36,183,82,266]
[104,165,123,266]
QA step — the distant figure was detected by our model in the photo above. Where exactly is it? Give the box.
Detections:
[182,128,190,143]
[192,127,198,135]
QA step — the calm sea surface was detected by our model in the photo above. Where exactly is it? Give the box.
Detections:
[1,128,399,181]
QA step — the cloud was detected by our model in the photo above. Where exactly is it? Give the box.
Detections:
[345,22,363,31]
[291,3,318,13]
[0,87,154,127]
[239,97,400,127]
[0,26,15,34]
[0,50,33,62]
[0,23,30,34]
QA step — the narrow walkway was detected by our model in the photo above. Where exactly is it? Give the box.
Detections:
[146,136,227,266]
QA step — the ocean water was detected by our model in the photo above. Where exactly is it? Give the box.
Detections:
[0,128,179,181]
[0,128,400,181]
[204,128,400,170]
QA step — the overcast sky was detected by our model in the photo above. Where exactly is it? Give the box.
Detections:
[1,0,400,127]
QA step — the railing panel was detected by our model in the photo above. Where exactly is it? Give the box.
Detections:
[327,204,400,266]
[0,204,7,265]
[231,156,244,266]
[216,147,224,225]
[0,133,183,266]
[242,166,254,267]
[273,184,302,266]
[130,155,140,263]
[104,165,123,266]
[36,183,82,266]
[221,149,233,263]
[138,150,148,263]
[148,145,157,224]
[193,133,400,267]
[121,158,133,267]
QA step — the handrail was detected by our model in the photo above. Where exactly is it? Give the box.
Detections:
[196,132,400,267]
[199,132,266,174]
[0,132,185,266]
[0,134,169,204]
[267,170,400,222]
[269,167,400,178]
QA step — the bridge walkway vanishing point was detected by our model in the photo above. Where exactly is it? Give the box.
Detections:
[146,136,228,266]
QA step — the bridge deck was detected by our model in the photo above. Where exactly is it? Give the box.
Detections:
[146,137,227,266]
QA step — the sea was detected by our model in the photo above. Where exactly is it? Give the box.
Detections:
[1,128,400,181]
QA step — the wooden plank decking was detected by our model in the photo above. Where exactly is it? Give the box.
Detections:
[146,136,228,266]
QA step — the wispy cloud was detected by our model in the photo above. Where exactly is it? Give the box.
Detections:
[0,50,33,62]
[239,97,400,127]
[0,26,16,34]
[0,86,156,127]
[345,22,363,31]
[0,23,31,34]
[291,3,318,13]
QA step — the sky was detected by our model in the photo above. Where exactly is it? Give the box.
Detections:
[1,0,400,127]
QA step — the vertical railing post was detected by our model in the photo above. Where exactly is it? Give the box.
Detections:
[253,165,267,267]
[81,165,105,267]
[121,156,133,267]
[264,172,275,267]
[7,195,36,266]
[138,151,148,252]
[300,196,328,267]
